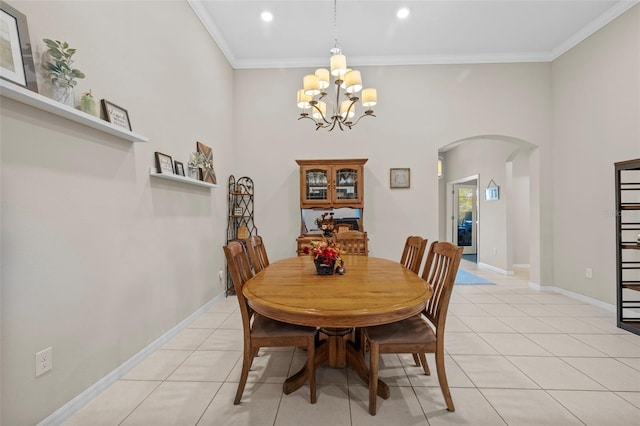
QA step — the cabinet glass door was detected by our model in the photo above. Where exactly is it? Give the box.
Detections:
[334,167,358,202]
[305,168,329,202]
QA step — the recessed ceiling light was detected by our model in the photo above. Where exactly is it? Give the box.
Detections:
[397,7,410,19]
[261,11,273,22]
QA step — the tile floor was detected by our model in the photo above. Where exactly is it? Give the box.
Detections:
[63,261,640,425]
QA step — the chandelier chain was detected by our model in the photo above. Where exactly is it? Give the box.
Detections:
[333,0,338,49]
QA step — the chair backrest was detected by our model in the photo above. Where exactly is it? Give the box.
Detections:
[248,235,270,273]
[421,241,463,335]
[223,241,255,333]
[335,230,369,256]
[400,236,428,274]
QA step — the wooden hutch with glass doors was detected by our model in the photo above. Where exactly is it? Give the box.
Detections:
[295,159,367,255]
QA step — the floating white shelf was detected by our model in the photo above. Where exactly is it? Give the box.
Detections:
[150,169,219,189]
[0,80,149,143]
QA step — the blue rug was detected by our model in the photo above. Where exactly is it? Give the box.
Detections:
[455,269,495,285]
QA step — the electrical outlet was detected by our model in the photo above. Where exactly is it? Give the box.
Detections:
[586,268,593,279]
[35,347,52,377]
[218,269,224,280]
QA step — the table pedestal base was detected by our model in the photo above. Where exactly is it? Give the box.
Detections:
[283,327,390,399]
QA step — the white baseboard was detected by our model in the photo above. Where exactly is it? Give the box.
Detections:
[38,292,226,426]
[478,262,514,276]
[527,282,616,313]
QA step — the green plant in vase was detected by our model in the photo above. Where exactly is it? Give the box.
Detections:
[42,39,85,107]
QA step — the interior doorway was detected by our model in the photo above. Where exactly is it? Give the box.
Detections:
[447,175,479,258]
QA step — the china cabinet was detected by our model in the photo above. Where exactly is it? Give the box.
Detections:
[615,158,640,336]
[296,159,367,209]
[295,159,367,256]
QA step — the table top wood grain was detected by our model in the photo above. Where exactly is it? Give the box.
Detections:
[243,256,431,328]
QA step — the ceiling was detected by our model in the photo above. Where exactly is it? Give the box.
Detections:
[188,0,637,69]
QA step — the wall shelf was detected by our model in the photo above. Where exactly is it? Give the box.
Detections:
[150,169,219,188]
[0,80,149,143]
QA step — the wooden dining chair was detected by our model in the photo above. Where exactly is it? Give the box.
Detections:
[363,241,463,415]
[335,230,368,255]
[247,235,269,273]
[400,236,428,274]
[223,241,318,404]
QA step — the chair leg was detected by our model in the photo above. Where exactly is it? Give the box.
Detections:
[435,347,454,411]
[234,349,254,404]
[308,337,316,404]
[418,353,430,375]
[368,343,379,415]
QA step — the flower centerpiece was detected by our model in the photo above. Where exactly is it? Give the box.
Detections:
[187,151,205,179]
[303,238,344,275]
[316,212,335,237]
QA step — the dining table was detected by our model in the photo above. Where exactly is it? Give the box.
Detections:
[242,255,432,399]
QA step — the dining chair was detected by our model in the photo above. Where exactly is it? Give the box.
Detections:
[223,241,318,404]
[363,241,463,415]
[247,235,269,273]
[335,230,368,255]
[400,236,428,274]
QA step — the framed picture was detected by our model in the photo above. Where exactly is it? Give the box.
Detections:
[390,168,410,189]
[196,141,217,184]
[155,152,174,174]
[101,99,132,130]
[0,3,38,92]
[174,161,185,176]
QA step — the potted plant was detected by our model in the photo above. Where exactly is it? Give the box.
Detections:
[42,38,85,107]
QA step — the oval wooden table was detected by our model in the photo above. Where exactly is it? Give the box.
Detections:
[243,255,432,399]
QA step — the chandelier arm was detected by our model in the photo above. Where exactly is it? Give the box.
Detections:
[311,103,332,125]
[349,112,376,127]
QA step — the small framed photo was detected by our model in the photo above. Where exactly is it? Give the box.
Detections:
[390,168,410,189]
[155,152,174,174]
[101,99,132,130]
[174,161,185,176]
[0,3,38,92]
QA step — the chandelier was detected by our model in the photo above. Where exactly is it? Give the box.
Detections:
[296,0,377,131]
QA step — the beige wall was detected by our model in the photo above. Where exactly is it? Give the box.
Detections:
[1,1,234,424]
[551,5,640,303]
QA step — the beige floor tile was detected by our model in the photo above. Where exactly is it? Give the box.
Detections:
[122,350,192,381]
[120,381,220,425]
[63,381,160,426]
[349,383,427,425]
[218,312,243,329]
[162,328,213,350]
[580,317,629,334]
[168,350,241,382]
[537,317,609,334]
[293,351,349,385]
[492,293,538,304]
[547,390,640,426]
[552,304,614,317]
[364,353,411,387]
[206,296,239,313]
[616,391,640,409]
[480,389,583,425]
[444,333,499,355]
[523,334,607,357]
[443,316,473,332]
[506,356,605,390]
[447,304,492,317]
[561,357,640,391]
[457,316,517,333]
[511,304,565,317]
[525,294,583,304]
[617,357,640,372]
[478,333,552,356]
[475,303,529,317]
[496,316,562,333]
[198,382,283,425]
[198,328,243,351]
[402,353,475,388]
[451,355,539,389]
[275,384,352,426]
[228,350,294,384]
[570,333,640,357]
[188,312,231,329]
[416,387,506,425]
[463,294,503,304]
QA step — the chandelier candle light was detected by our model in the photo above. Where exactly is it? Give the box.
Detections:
[297,0,377,131]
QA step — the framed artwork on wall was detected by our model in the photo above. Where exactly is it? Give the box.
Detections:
[390,168,410,189]
[101,99,132,130]
[0,3,38,92]
[196,141,217,184]
[174,161,185,176]
[155,152,174,174]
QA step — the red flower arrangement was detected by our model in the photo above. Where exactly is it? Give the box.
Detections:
[303,238,342,264]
